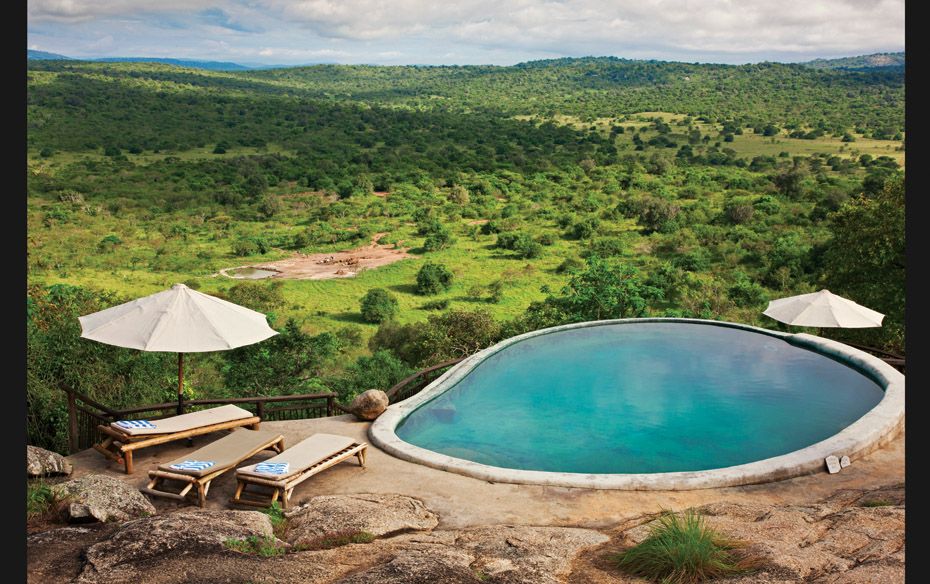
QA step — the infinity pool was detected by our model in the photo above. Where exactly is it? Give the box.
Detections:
[394,322,884,474]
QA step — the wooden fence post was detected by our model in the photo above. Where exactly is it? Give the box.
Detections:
[66,389,78,454]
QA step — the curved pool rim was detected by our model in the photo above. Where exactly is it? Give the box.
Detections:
[369,318,905,490]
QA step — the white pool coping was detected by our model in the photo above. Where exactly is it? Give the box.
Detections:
[369,318,905,490]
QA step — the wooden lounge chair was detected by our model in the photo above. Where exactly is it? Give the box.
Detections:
[140,428,285,507]
[230,433,367,509]
[94,404,261,474]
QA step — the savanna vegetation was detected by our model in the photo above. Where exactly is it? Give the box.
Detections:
[26,57,905,453]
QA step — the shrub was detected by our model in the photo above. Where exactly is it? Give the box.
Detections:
[359,288,399,323]
[232,238,259,257]
[584,237,625,258]
[224,535,286,557]
[724,203,755,225]
[97,234,122,252]
[27,480,58,520]
[727,277,767,308]
[421,299,450,310]
[555,257,584,274]
[223,281,286,312]
[39,147,53,157]
[416,262,454,295]
[569,216,600,239]
[614,509,760,584]
[487,280,505,304]
[423,223,455,251]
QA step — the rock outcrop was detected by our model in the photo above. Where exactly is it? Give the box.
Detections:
[77,510,278,583]
[349,390,389,421]
[336,525,609,584]
[27,445,73,477]
[286,493,439,547]
[50,474,156,523]
[26,486,905,584]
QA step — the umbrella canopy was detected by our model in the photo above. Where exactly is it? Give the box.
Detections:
[762,289,884,328]
[79,283,277,351]
[79,283,278,413]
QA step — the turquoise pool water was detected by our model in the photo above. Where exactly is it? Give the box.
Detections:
[395,323,885,474]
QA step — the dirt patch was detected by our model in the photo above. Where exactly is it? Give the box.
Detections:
[372,191,389,198]
[250,233,412,280]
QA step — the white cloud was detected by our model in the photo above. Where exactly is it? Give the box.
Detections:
[28,0,220,22]
[26,0,904,64]
[255,0,903,55]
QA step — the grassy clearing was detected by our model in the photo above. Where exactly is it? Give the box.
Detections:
[520,111,905,168]
[614,509,761,584]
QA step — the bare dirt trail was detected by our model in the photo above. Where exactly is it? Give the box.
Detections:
[222,233,412,280]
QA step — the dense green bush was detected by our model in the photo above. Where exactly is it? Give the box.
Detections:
[415,262,454,295]
[359,288,399,323]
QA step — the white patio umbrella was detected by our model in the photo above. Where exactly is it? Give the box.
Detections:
[79,283,278,414]
[763,289,884,329]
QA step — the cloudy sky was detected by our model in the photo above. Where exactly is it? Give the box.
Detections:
[28,0,905,66]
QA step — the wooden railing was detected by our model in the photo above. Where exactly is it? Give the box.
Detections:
[385,357,465,404]
[63,386,337,454]
[842,342,905,373]
[62,357,466,454]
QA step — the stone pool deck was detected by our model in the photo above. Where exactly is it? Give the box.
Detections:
[66,414,904,530]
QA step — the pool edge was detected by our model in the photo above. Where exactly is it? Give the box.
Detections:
[369,318,905,490]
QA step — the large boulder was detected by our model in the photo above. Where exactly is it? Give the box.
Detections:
[286,494,438,548]
[77,510,279,584]
[50,474,155,523]
[349,389,390,421]
[27,445,73,477]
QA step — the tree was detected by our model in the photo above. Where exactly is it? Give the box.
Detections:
[370,309,502,367]
[772,168,804,198]
[821,174,904,351]
[415,262,454,295]
[359,288,399,323]
[555,256,663,321]
[423,222,455,251]
[223,319,342,394]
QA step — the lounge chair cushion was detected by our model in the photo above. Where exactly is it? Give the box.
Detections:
[237,433,357,481]
[110,404,254,436]
[158,428,283,478]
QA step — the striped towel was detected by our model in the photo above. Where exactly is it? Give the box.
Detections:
[253,462,289,475]
[169,460,215,471]
[114,420,156,430]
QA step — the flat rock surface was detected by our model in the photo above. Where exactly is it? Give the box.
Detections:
[76,510,277,583]
[335,525,609,584]
[568,483,905,583]
[286,493,439,547]
[27,486,904,583]
[51,474,156,523]
[27,445,73,477]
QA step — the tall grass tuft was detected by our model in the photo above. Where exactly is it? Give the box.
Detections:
[614,509,760,584]
[27,480,58,520]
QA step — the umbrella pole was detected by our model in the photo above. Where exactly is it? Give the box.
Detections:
[177,352,185,416]
[178,352,194,447]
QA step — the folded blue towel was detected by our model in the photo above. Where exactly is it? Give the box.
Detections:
[253,462,289,475]
[169,460,215,471]
[115,419,156,430]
